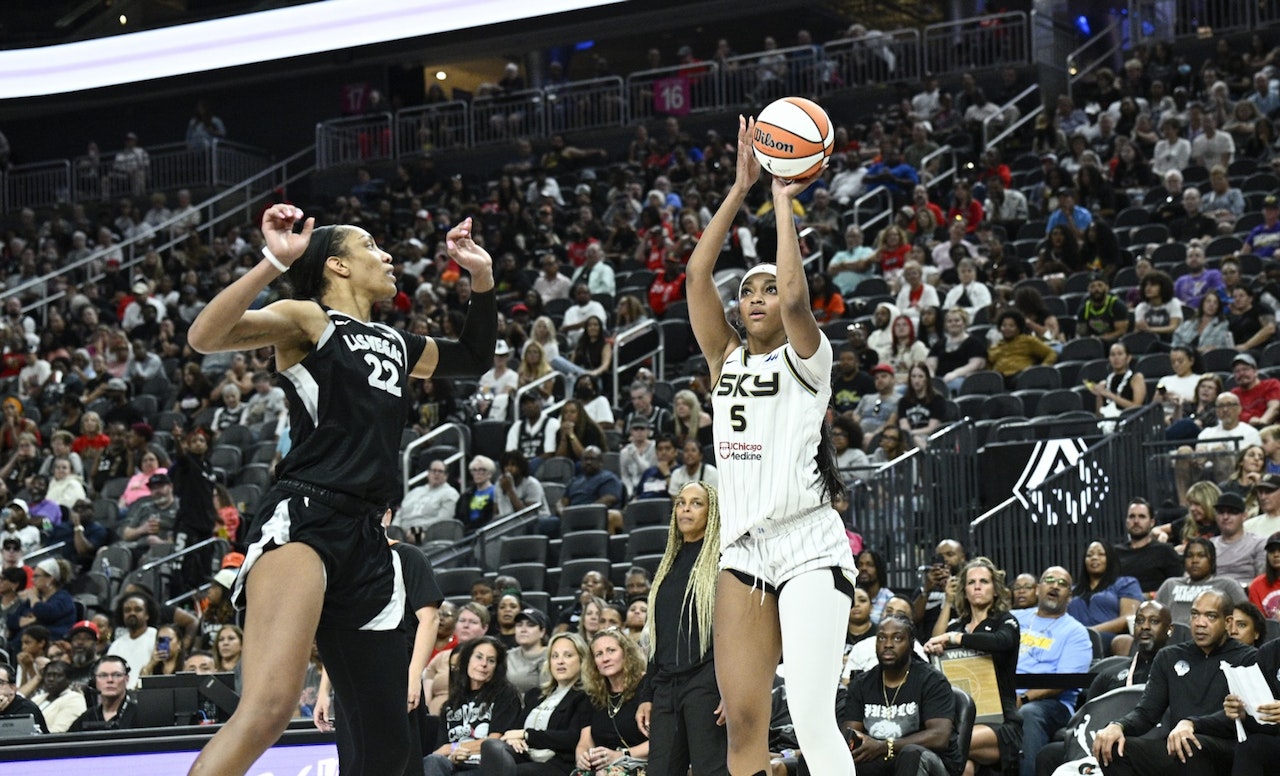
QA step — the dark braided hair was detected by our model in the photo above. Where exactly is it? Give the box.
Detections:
[815,419,845,504]
[286,225,348,301]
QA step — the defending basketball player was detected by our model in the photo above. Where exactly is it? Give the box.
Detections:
[186,204,495,776]
[687,116,856,776]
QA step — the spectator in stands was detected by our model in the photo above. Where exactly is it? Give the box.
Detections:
[242,371,286,429]
[1,500,39,554]
[842,615,961,776]
[8,557,74,652]
[111,132,149,197]
[534,254,572,306]
[1151,117,1191,177]
[507,393,559,474]
[1034,226,1079,289]
[1203,165,1244,230]
[572,243,616,297]
[1090,341,1147,421]
[1073,538,1144,656]
[923,557,1019,776]
[929,220,975,277]
[1172,244,1224,309]
[668,389,709,449]
[863,146,919,209]
[827,225,875,295]
[634,433,677,501]
[1092,589,1248,776]
[1228,285,1277,352]
[476,340,518,422]
[892,363,947,450]
[69,654,138,731]
[186,100,226,150]
[854,549,894,625]
[886,315,929,379]
[1190,113,1235,168]
[1132,269,1182,341]
[1247,531,1280,618]
[832,346,875,416]
[988,310,1057,386]
[495,451,548,522]
[1243,194,1280,259]
[1246,476,1280,537]
[120,472,178,557]
[1014,565,1093,776]
[855,364,900,441]
[107,591,157,689]
[1116,498,1184,593]
[1174,290,1233,354]
[984,176,1029,237]
[558,446,622,534]
[571,375,615,430]
[623,382,672,438]
[396,460,459,543]
[1231,353,1280,427]
[1044,186,1092,242]
[666,438,717,499]
[618,416,656,497]
[894,261,938,325]
[1226,601,1267,648]
[1211,491,1266,586]
[560,284,608,350]
[1220,445,1265,511]
[1078,275,1130,343]
[455,455,498,534]
[870,226,911,286]
[830,415,868,474]
[926,308,987,394]
[649,253,686,319]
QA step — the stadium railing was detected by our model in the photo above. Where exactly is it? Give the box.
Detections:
[402,421,471,497]
[308,16,1032,170]
[9,145,315,325]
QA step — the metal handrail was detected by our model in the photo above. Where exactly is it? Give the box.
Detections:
[986,104,1044,154]
[919,143,956,188]
[167,582,212,608]
[845,186,893,233]
[137,536,223,572]
[19,541,67,564]
[1066,18,1122,102]
[512,371,565,419]
[402,421,469,496]
[983,83,1039,150]
[610,318,664,409]
[425,501,542,568]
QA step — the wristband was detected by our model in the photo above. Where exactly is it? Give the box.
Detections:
[262,246,289,273]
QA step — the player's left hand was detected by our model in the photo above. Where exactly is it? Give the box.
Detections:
[446,218,493,276]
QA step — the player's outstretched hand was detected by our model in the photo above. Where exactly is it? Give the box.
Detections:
[446,217,493,275]
[735,115,762,191]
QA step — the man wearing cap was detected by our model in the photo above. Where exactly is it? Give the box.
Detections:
[1243,194,1280,259]
[46,499,107,573]
[1211,491,1266,586]
[1231,353,1280,427]
[476,341,518,421]
[0,537,28,583]
[101,379,144,429]
[65,619,101,688]
[856,364,901,439]
[619,416,657,497]
[2,500,41,554]
[120,280,166,333]
[1045,187,1093,242]
[1078,275,1130,344]
[506,608,548,696]
[1246,476,1280,538]
[120,473,178,558]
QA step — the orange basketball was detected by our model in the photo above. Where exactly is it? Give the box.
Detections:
[751,96,835,181]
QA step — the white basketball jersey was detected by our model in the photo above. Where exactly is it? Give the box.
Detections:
[711,334,834,546]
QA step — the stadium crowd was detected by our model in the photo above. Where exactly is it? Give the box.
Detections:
[5,15,1280,776]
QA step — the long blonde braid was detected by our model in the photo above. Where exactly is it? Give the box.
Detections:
[644,481,722,661]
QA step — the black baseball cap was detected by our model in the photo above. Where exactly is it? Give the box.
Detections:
[1215,492,1247,513]
[514,608,548,630]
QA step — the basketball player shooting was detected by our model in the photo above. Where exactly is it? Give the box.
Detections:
[686,116,856,776]
[186,204,496,776]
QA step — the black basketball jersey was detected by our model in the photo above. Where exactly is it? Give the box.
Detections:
[275,308,427,503]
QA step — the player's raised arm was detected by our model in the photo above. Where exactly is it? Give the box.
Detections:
[771,172,823,359]
[687,116,758,380]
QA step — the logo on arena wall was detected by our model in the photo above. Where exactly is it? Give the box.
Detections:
[1012,438,1110,526]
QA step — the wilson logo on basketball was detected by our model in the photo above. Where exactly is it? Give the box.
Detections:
[753,128,794,154]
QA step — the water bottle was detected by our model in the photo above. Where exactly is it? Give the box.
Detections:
[100,557,111,581]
